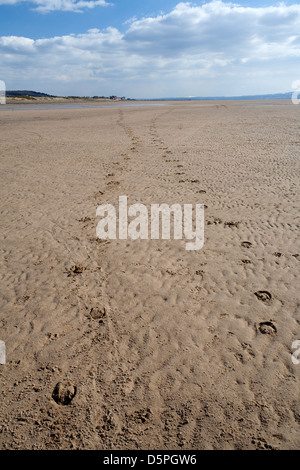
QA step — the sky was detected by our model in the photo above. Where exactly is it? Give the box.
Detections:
[0,0,300,98]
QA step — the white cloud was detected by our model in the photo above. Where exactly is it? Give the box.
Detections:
[0,0,111,13]
[0,1,300,97]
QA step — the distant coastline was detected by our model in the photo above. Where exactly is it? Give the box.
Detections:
[4,90,294,104]
[5,91,135,104]
[141,92,293,101]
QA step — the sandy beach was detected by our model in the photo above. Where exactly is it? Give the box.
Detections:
[0,100,299,450]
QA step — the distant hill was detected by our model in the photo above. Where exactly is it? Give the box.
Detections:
[5,91,119,100]
[145,92,293,101]
[6,90,57,98]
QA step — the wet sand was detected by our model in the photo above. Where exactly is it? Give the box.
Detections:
[0,100,299,449]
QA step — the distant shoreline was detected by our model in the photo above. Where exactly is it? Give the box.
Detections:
[5,96,119,105]
[3,90,294,105]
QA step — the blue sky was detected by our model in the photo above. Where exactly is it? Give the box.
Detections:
[0,1,300,98]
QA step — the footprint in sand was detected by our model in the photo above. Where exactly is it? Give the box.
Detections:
[79,216,92,223]
[224,221,240,228]
[241,241,252,248]
[52,381,77,405]
[67,265,86,276]
[94,190,104,198]
[251,437,275,450]
[254,291,272,303]
[207,217,222,225]
[257,321,277,335]
[88,307,106,323]
[195,270,204,276]
[130,408,152,424]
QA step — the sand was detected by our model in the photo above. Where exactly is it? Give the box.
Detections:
[0,100,299,450]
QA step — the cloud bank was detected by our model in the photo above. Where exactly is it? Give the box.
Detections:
[0,1,299,97]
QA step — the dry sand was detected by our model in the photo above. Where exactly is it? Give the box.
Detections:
[0,100,299,450]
